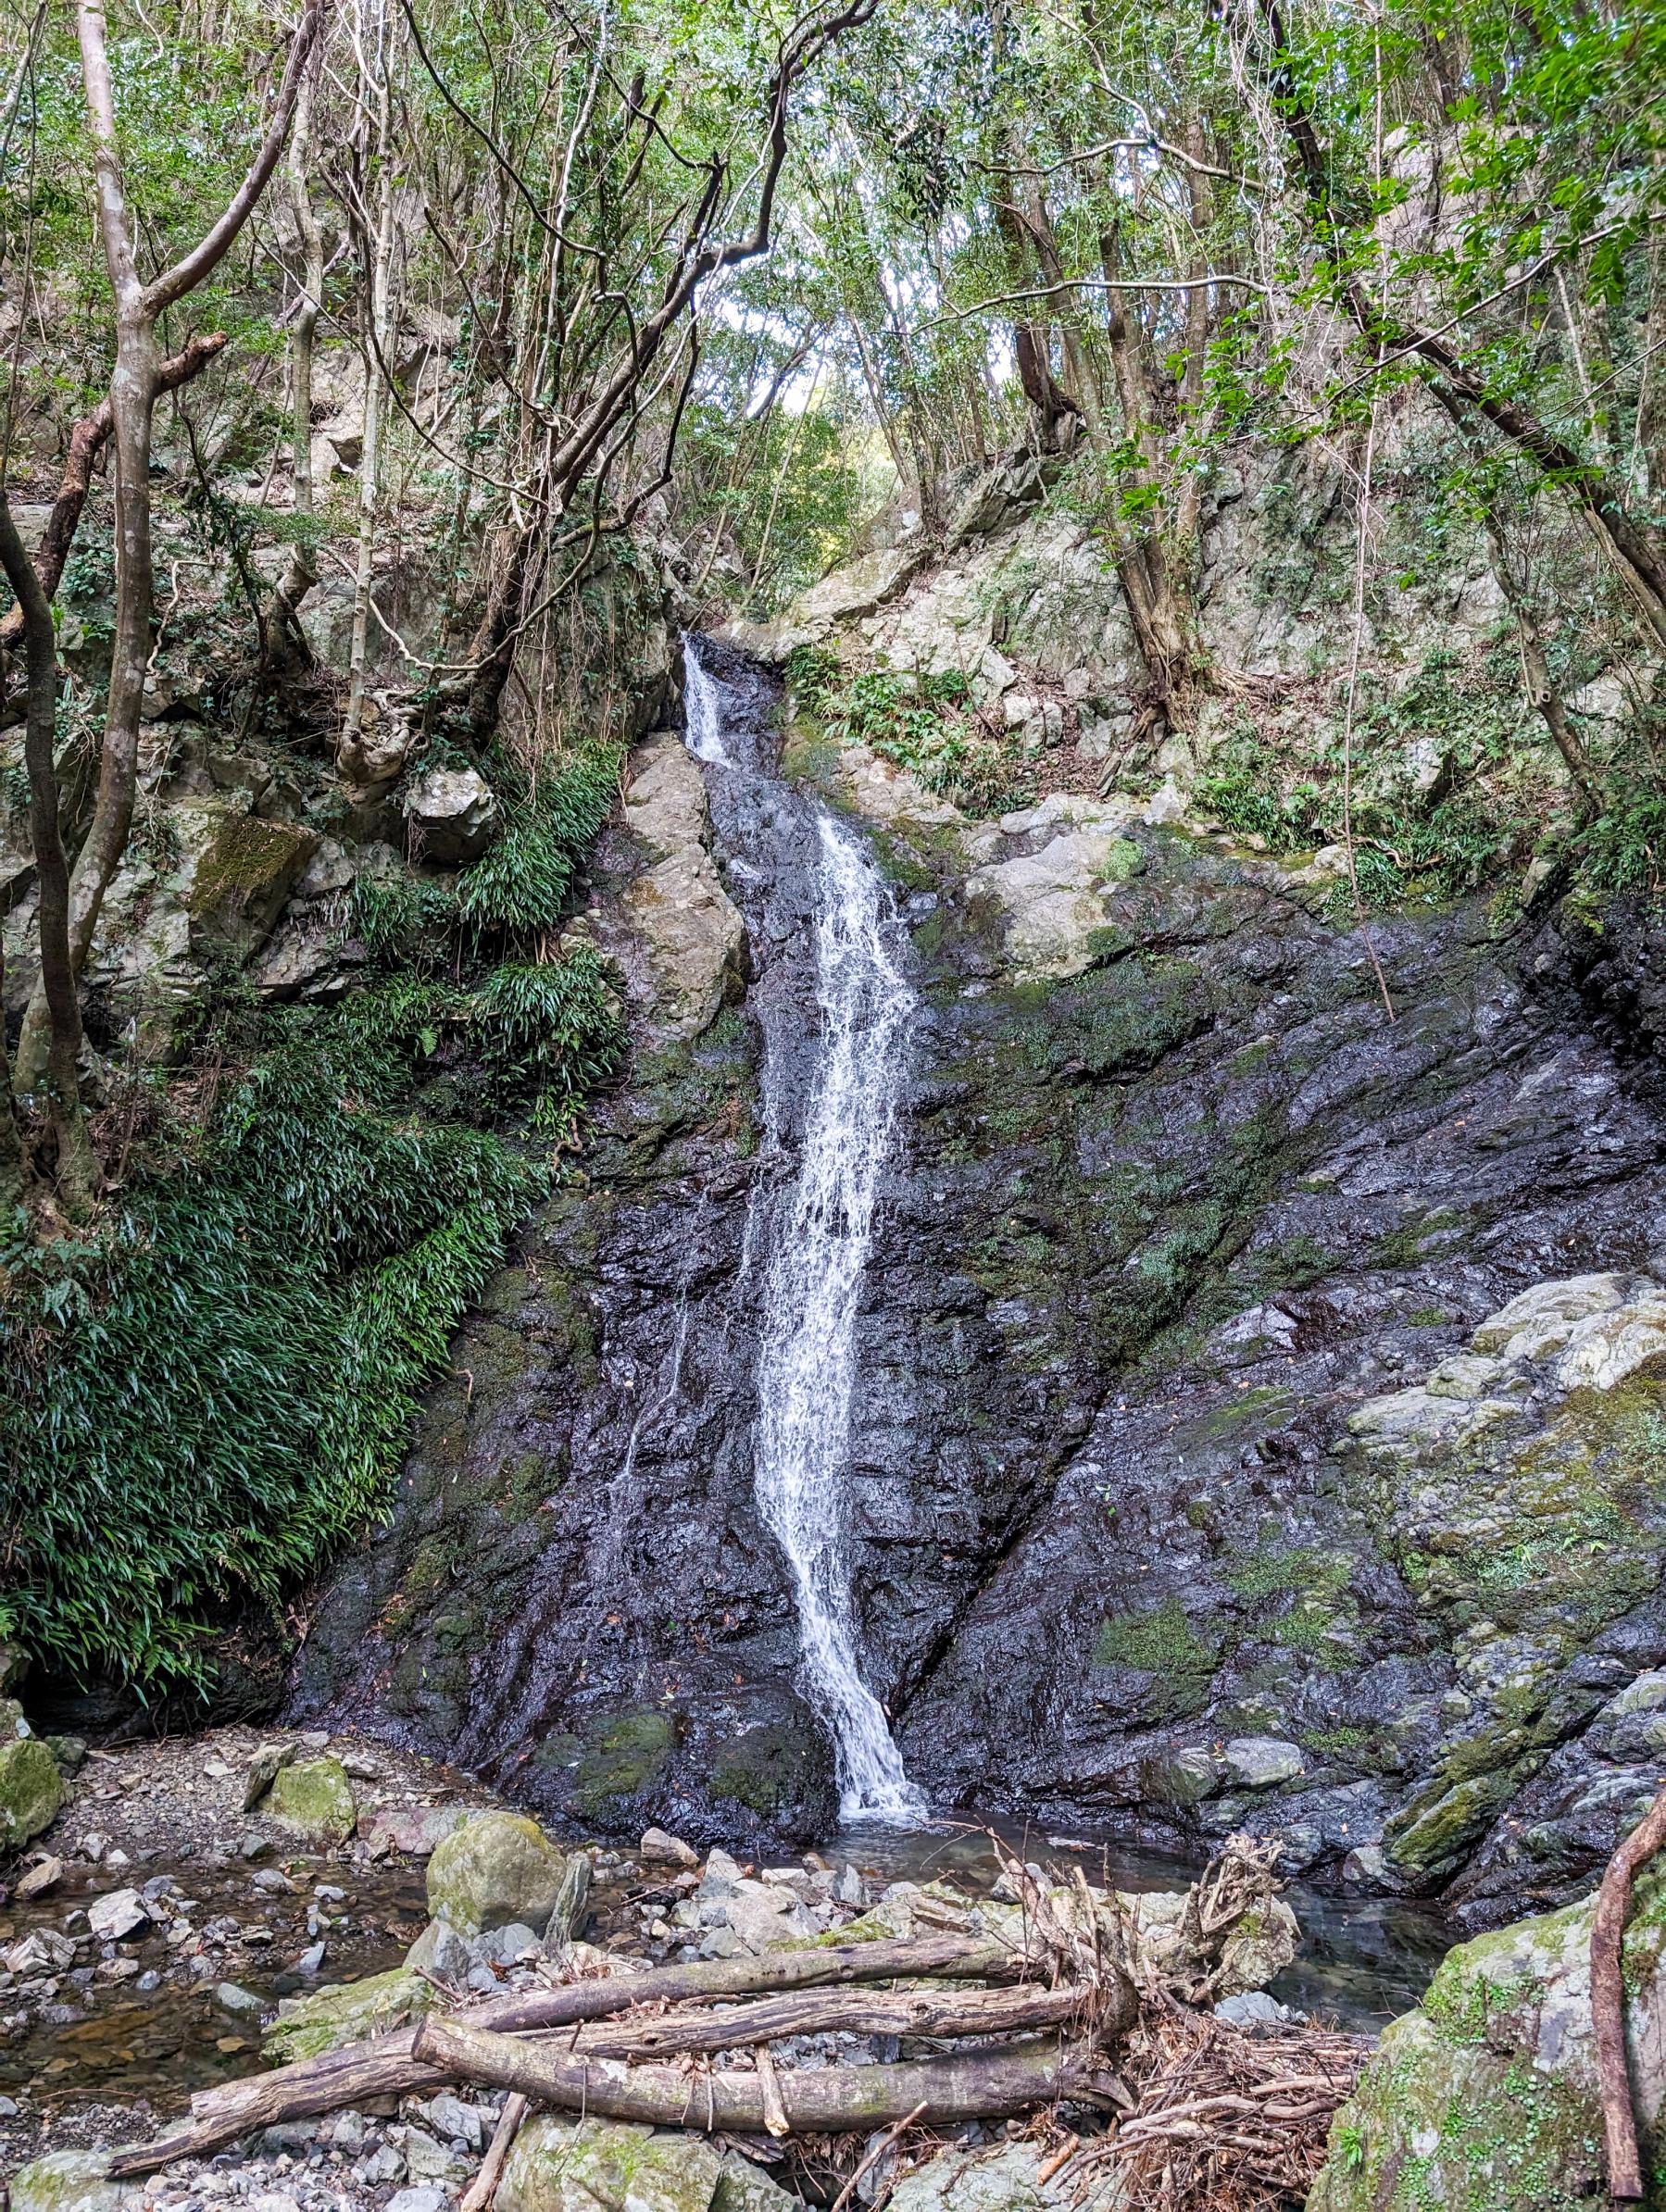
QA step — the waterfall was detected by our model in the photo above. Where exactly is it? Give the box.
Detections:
[752,812,927,1823]
[683,634,732,764]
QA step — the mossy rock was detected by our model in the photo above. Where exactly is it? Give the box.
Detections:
[426,1810,569,1935]
[707,1722,821,1817]
[499,2115,797,2212]
[265,1755,357,1844]
[187,812,317,956]
[570,1708,677,1820]
[1384,1768,1518,1886]
[9,2152,126,2212]
[1310,1866,1666,2210]
[263,1965,433,2067]
[0,1735,64,1849]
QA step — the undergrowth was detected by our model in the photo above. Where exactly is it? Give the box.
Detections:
[0,740,625,1693]
[786,644,1057,816]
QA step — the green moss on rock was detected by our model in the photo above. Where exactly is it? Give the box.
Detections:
[426,1809,569,1934]
[570,1708,677,1819]
[1310,1868,1666,2210]
[265,1755,356,1844]
[0,1735,64,1848]
[263,1966,433,2067]
[499,2114,798,2212]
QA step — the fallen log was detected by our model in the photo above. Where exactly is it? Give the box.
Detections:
[416,2015,1127,2132]
[108,1934,1022,2176]
[542,1976,1097,2058]
[458,2091,527,2212]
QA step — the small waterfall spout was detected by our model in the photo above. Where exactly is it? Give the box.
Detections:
[683,634,732,764]
[752,812,927,1823]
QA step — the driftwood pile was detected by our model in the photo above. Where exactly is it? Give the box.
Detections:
[108,1835,1370,2211]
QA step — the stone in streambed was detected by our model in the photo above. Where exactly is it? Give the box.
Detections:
[0,1736,63,1847]
[425,1809,570,1936]
[263,1965,433,2066]
[887,2142,1121,2211]
[9,2153,131,2212]
[264,1755,356,1843]
[499,2116,799,2212]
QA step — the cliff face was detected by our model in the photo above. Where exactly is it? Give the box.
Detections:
[291,581,1666,1926]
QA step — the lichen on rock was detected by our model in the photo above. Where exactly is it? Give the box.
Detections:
[425,1809,570,1935]
[0,1735,64,1847]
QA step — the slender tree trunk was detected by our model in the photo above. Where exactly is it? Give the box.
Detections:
[15,0,319,1090]
[0,495,96,1210]
[341,57,397,781]
[263,65,323,670]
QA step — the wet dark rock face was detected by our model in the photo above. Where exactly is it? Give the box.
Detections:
[295,659,1666,1923]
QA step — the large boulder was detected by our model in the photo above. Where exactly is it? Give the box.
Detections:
[265,1754,357,1843]
[619,734,745,1038]
[426,1810,570,1935]
[404,767,498,863]
[1309,1866,1666,2209]
[9,2152,130,2212]
[498,2117,797,2212]
[0,1735,63,1848]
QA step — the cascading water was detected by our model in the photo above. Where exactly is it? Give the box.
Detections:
[678,639,926,1823]
[750,812,927,1822]
[682,633,732,764]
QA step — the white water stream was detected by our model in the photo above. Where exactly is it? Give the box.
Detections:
[751,819,926,1823]
[683,640,926,1823]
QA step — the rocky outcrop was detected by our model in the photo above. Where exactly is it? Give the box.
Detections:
[612,734,746,1038]
[292,648,1666,1930]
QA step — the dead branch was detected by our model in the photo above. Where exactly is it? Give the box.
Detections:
[1592,1779,1666,2201]
[458,2092,526,2212]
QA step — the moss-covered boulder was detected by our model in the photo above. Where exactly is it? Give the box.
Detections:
[263,1965,433,2067]
[499,2117,797,2212]
[265,1755,356,1844]
[187,811,317,958]
[9,2152,128,2212]
[1309,1866,1666,2209]
[426,1809,569,1935]
[0,1735,64,1848]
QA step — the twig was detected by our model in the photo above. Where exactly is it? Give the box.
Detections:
[1592,1780,1666,2201]
[828,2101,928,2212]
[458,2092,527,2212]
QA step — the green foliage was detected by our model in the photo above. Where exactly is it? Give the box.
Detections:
[786,646,1052,817]
[1570,785,1666,899]
[352,869,458,970]
[459,744,620,936]
[473,947,626,1136]
[0,997,542,1690]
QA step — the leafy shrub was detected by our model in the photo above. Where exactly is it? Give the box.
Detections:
[351,869,457,969]
[1572,784,1666,898]
[474,946,626,1134]
[458,744,621,936]
[785,648,1045,817]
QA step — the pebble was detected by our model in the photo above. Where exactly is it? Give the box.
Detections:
[251,1869,294,1894]
[385,2190,446,2212]
[88,1887,151,1941]
[331,2113,367,2156]
[218,1982,266,2017]
[294,1943,326,1975]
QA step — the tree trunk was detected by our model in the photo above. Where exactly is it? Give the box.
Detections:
[552,1977,1090,2060]
[340,57,397,782]
[0,494,96,1210]
[417,2018,1127,2134]
[16,0,319,1091]
[262,65,323,673]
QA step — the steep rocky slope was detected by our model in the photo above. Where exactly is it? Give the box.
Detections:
[292,593,1666,1927]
